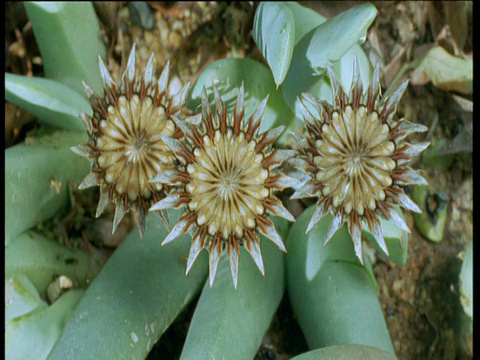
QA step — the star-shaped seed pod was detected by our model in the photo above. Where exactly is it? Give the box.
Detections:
[292,59,429,262]
[150,84,297,287]
[72,44,190,237]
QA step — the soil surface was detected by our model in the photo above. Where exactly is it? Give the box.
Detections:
[5,2,473,359]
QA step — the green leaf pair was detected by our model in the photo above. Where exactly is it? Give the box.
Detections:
[286,206,396,356]
[48,211,208,359]
[6,2,106,134]
[6,279,84,360]
[189,3,378,145]
[6,232,102,294]
[181,217,288,359]
[5,74,91,132]
[5,3,107,358]
[23,2,106,95]
[48,214,287,359]
[5,2,107,245]
[254,3,376,86]
[254,2,376,124]
[5,131,89,246]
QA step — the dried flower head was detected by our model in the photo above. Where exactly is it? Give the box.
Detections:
[292,59,429,262]
[72,44,190,236]
[150,85,297,287]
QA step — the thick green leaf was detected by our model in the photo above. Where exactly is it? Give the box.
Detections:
[187,58,295,138]
[47,211,208,360]
[284,3,326,44]
[281,27,372,122]
[286,205,395,355]
[5,73,90,131]
[288,206,376,288]
[279,3,374,121]
[291,344,395,360]
[24,2,106,94]
[306,3,377,74]
[181,217,287,360]
[362,207,409,266]
[5,131,89,246]
[6,289,84,360]
[5,275,48,325]
[5,232,103,295]
[253,2,295,86]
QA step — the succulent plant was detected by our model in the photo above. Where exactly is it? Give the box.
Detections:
[292,60,429,262]
[72,45,190,237]
[150,85,297,287]
[7,2,447,358]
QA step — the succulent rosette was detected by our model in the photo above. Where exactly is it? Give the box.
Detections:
[71,45,190,236]
[150,84,297,287]
[292,59,430,262]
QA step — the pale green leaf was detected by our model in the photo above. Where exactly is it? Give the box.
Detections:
[5,275,48,326]
[306,3,377,73]
[47,211,208,360]
[286,205,395,355]
[5,232,103,294]
[5,131,89,246]
[181,217,287,359]
[5,73,90,131]
[6,289,84,360]
[284,2,326,44]
[253,2,295,86]
[282,35,372,129]
[24,2,106,94]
